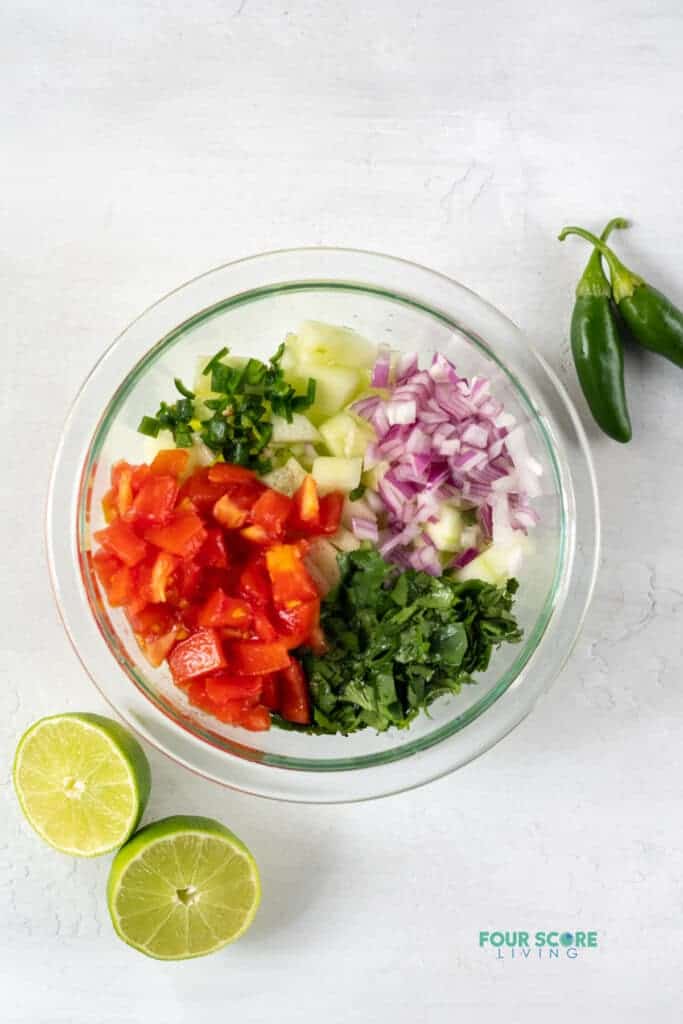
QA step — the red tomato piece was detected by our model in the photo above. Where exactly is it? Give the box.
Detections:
[142,627,179,667]
[230,641,291,675]
[250,611,278,642]
[239,705,271,731]
[213,494,248,530]
[150,449,190,477]
[198,588,253,629]
[138,551,180,604]
[250,489,292,538]
[129,474,179,527]
[260,675,281,711]
[276,599,320,649]
[196,527,229,569]
[92,549,122,591]
[308,622,329,656]
[187,679,213,709]
[168,628,226,684]
[145,510,207,558]
[101,488,118,523]
[208,464,257,486]
[111,462,134,518]
[265,544,319,608]
[107,565,136,606]
[179,468,227,513]
[292,475,320,525]
[238,558,271,607]
[240,524,270,544]
[204,674,263,705]
[94,520,149,567]
[317,492,344,535]
[279,659,311,725]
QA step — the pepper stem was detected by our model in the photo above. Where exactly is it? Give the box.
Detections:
[574,218,629,299]
[558,222,644,303]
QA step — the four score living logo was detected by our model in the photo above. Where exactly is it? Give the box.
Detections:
[479,930,599,960]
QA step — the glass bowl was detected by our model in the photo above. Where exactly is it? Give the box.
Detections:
[47,248,599,803]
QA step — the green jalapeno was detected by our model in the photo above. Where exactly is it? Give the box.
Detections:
[559,224,683,369]
[566,217,632,443]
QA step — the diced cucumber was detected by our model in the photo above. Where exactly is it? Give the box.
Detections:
[297,364,361,423]
[270,413,321,445]
[425,505,463,552]
[362,461,389,490]
[456,539,528,585]
[293,321,377,369]
[312,456,363,495]
[319,412,375,458]
[260,457,308,497]
[328,527,362,553]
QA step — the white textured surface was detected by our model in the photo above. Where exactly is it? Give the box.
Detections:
[2,2,682,1020]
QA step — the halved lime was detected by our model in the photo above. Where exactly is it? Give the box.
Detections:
[13,713,151,857]
[107,815,261,959]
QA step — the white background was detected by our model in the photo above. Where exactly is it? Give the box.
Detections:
[2,2,682,1021]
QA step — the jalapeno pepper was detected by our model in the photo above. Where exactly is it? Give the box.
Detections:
[566,217,632,443]
[559,223,683,369]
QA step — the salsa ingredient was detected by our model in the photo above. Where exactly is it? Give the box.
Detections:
[568,218,632,443]
[138,345,317,473]
[92,453,346,731]
[559,224,683,369]
[352,352,540,573]
[107,815,260,960]
[287,548,522,735]
[13,713,151,857]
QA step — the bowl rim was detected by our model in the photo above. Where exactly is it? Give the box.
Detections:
[46,246,600,803]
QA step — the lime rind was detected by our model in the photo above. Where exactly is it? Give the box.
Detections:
[13,713,151,857]
[107,815,261,960]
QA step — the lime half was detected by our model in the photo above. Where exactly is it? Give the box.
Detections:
[107,816,261,960]
[13,713,151,857]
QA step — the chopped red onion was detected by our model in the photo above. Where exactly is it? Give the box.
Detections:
[371,344,392,388]
[351,517,379,543]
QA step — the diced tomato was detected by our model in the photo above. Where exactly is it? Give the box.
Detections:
[131,464,152,493]
[276,599,319,649]
[168,628,226,684]
[211,699,251,724]
[265,544,319,608]
[204,673,263,705]
[142,627,180,667]
[208,464,257,486]
[230,641,291,675]
[178,468,227,513]
[145,511,207,558]
[317,492,344,535]
[228,482,267,512]
[238,558,271,607]
[260,675,280,711]
[167,558,202,604]
[101,488,118,523]
[107,565,136,606]
[250,489,292,538]
[112,462,134,517]
[213,494,248,529]
[150,449,190,477]
[198,588,252,629]
[239,705,271,731]
[196,527,229,569]
[187,679,213,710]
[250,611,278,642]
[92,549,122,591]
[127,602,176,636]
[137,551,180,604]
[129,474,179,526]
[292,475,320,525]
[279,659,311,725]
[240,524,270,544]
[94,520,149,567]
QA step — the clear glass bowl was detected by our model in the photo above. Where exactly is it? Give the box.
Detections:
[47,249,599,802]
